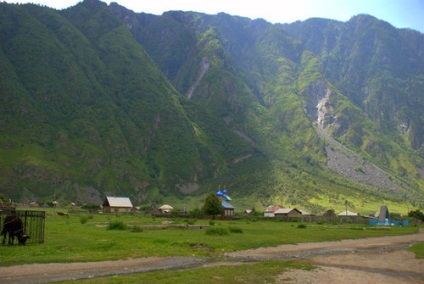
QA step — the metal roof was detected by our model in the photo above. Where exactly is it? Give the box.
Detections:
[222,195,232,201]
[159,204,173,210]
[104,196,133,208]
[338,210,358,216]
[274,208,301,214]
[264,205,284,212]
[221,200,235,209]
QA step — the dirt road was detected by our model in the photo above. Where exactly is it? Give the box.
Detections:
[1,229,423,283]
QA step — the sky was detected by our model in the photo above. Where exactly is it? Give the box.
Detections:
[3,0,424,33]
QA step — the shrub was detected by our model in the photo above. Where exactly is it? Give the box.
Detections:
[131,225,143,233]
[80,215,90,224]
[408,210,424,221]
[205,227,229,236]
[228,226,243,233]
[297,224,307,229]
[209,220,215,226]
[189,208,203,217]
[184,219,196,225]
[107,220,127,230]
[81,204,101,210]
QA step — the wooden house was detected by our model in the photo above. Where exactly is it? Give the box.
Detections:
[102,196,133,213]
[274,208,302,217]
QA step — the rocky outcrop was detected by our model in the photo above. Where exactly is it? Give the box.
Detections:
[186,57,210,99]
[304,80,403,193]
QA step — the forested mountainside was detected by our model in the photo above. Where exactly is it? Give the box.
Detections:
[0,0,423,213]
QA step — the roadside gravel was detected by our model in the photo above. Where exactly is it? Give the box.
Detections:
[0,229,423,283]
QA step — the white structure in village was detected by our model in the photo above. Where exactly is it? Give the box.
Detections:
[102,196,133,213]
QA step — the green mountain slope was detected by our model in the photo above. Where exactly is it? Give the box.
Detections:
[0,0,423,213]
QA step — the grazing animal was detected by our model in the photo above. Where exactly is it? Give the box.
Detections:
[1,215,30,245]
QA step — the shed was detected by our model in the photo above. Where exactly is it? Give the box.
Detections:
[102,196,133,213]
[274,208,302,217]
[159,204,173,213]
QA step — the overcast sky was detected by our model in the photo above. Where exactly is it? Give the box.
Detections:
[3,0,424,33]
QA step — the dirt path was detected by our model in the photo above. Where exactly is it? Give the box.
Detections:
[228,228,424,283]
[1,229,423,283]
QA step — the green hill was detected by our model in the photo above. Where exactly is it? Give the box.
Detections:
[0,0,423,213]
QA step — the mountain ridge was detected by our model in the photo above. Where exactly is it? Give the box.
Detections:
[0,0,422,213]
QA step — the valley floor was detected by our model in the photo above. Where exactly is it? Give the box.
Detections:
[0,229,423,283]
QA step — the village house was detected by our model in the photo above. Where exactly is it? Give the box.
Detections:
[102,196,133,213]
[263,205,284,217]
[274,208,302,217]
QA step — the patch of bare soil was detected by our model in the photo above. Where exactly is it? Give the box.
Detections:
[227,229,424,283]
[0,256,205,284]
[1,229,423,283]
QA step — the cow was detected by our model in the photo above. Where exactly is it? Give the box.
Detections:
[1,215,30,245]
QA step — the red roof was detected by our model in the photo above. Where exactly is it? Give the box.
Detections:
[264,205,284,212]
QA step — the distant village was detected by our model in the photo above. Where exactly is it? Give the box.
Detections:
[70,186,409,226]
[1,186,410,226]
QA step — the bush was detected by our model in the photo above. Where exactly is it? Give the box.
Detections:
[209,220,215,226]
[184,219,196,225]
[228,226,243,233]
[79,215,93,224]
[107,220,127,230]
[81,204,101,210]
[205,227,229,236]
[189,208,203,217]
[131,225,143,233]
[408,210,424,221]
[297,224,307,229]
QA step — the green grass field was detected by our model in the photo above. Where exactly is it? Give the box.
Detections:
[0,208,421,267]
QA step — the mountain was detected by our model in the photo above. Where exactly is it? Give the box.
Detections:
[0,0,423,213]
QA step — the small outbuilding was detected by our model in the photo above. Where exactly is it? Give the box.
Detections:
[159,204,173,213]
[102,196,133,213]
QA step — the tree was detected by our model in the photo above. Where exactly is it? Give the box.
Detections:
[408,209,424,221]
[202,193,222,219]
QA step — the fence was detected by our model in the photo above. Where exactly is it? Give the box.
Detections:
[368,218,409,226]
[272,215,369,224]
[0,208,45,245]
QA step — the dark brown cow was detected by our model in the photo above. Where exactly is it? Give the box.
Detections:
[1,215,30,245]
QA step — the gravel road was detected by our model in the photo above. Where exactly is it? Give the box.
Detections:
[0,229,423,283]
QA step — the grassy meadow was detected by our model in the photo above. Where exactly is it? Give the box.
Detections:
[0,207,421,268]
